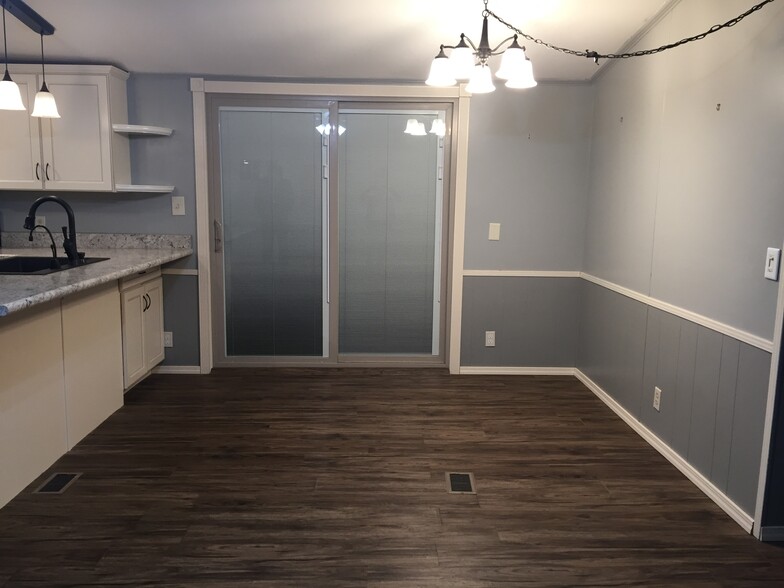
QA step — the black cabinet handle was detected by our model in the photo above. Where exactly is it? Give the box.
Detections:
[142,293,150,312]
[45,163,51,181]
[35,162,40,180]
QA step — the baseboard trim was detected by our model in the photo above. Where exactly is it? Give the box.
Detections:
[152,365,201,375]
[758,526,784,542]
[459,366,576,376]
[574,369,754,534]
[463,270,581,278]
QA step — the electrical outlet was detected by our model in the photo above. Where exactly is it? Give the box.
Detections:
[171,196,186,216]
[35,215,45,227]
[485,330,496,347]
[653,386,662,412]
[163,331,173,348]
[488,222,501,241]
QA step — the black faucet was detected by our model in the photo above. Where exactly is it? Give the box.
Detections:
[28,224,61,269]
[24,195,83,266]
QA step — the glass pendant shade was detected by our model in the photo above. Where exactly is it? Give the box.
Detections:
[429,119,446,137]
[465,64,495,94]
[425,48,456,87]
[449,39,475,80]
[496,46,526,80]
[504,57,537,89]
[31,84,60,118]
[0,72,25,110]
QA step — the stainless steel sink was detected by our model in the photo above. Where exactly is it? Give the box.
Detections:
[0,256,109,275]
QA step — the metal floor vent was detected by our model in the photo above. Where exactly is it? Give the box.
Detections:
[446,472,476,494]
[34,473,81,494]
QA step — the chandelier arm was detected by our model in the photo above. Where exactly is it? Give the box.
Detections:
[461,35,478,52]
[489,36,518,55]
[484,0,776,62]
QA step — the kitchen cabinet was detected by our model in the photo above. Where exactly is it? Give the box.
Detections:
[0,283,124,508]
[61,283,124,449]
[0,65,131,192]
[121,269,165,389]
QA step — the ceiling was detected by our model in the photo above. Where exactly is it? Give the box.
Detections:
[6,0,677,82]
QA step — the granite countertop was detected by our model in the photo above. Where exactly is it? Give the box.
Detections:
[0,233,192,317]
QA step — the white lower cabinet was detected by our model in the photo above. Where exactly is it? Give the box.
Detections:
[121,270,165,389]
[0,283,124,508]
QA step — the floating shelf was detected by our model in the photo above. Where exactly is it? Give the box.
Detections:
[112,124,173,137]
[115,184,175,194]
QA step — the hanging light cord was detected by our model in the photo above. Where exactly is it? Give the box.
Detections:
[38,33,46,82]
[2,6,9,68]
[483,0,777,64]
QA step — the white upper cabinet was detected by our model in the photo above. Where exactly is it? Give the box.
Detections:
[0,65,131,192]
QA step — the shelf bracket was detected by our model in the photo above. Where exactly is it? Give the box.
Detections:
[0,0,55,36]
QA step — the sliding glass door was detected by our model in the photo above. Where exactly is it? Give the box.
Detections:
[209,97,451,365]
[338,108,445,357]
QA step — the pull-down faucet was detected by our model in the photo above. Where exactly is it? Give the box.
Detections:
[23,195,83,265]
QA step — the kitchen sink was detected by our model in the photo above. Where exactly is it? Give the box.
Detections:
[0,256,109,275]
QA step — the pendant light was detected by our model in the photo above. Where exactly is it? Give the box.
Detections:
[31,32,58,118]
[0,5,25,111]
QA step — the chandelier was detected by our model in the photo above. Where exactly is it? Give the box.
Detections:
[426,0,536,93]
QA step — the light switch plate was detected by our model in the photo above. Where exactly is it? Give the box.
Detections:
[765,247,780,281]
[488,222,501,241]
[171,196,186,216]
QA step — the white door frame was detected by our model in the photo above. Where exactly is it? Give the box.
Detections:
[190,79,471,374]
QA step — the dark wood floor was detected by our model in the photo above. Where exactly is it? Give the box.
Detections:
[1,369,783,587]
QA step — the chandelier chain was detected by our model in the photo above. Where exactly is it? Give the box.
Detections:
[484,0,776,62]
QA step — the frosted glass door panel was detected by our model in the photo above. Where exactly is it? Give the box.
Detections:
[339,111,441,355]
[220,108,325,356]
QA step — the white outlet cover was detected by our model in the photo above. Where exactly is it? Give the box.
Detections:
[653,386,662,412]
[485,330,496,347]
[488,223,501,241]
[765,247,780,281]
[171,196,186,216]
[163,331,173,347]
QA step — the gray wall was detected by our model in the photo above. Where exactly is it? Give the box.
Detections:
[460,84,592,368]
[0,74,201,366]
[461,277,579,367]
[578,0,784,520]
[464,84,592,271]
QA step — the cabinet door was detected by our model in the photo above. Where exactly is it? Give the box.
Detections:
[62,283,123,449]
[41,74,113,191]
[121,284,147,389]
[0,74,44,190]
[144,278,165,368]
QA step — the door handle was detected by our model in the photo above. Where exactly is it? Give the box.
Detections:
[35,163,40,180]
[45,163,51,181]
[214,219,223,253]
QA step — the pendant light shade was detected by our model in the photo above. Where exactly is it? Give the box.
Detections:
[0,70,25,110]
[31,82,59,118]
[504,56,537,89]
[449,35,475,80]
[495,37,525,80]
[425,47,456,87]
[0,6,25,111]
[31,33,59,119]
[465,64,495,94]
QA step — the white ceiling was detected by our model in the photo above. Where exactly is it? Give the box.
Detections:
[6,0,675,82]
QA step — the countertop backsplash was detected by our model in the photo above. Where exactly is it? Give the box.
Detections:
[0,232,192,250]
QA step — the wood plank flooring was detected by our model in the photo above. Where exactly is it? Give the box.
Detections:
[1,368,783,586]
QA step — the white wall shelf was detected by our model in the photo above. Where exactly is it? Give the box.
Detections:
[115,184,175,194]
[112,124,173,137]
